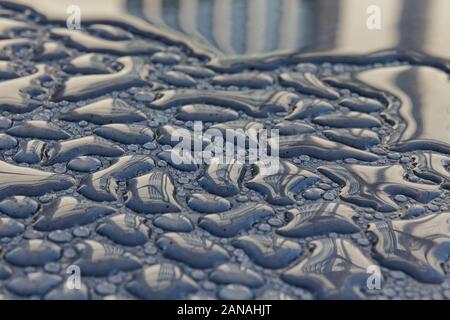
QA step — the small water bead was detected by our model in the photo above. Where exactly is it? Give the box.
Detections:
[23,229,44,240]
[236,195,249,202]
[357,238,370,246]
[322,192,336,201]
[142,142,158,150]
[427,204,440,212]
[267,218,283,227]
[48,230,72,243]
[73,226,91,238]
[0,116,12,129]
[0,264,12,280]
[351,233,362,240]
[95,282,117,295]
[187,193,231,213]
[344,158,358,164]
[178,177,190,184]
[0,134,17,149]
[303,188,324,200]
[134,91,155,102]
[394,195,408,203]
[374,213,384,220]
[371,147,387,155]
[139,256,154,265]
[443,290,450,299]
[144,245,158,255]
[400,157,410,164]
[6,272,63,297]
[387,153,401,160]
[299,155,310,162]
[108,273,126,285]
[128,144,139,151]
[203,281,216,291]
[364,213,374,220]
[218,284,254,300]
[118,92,130,99]
[0,217,24,237]
[0,196,39,219]
[151,52,181,65]
[157,160,167,167]
[5,240,61,267]
[148,120,159,127]
[191,270,206,281]
[317,183,332,191]
[44,262,61,273]
[257,223,271,232]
